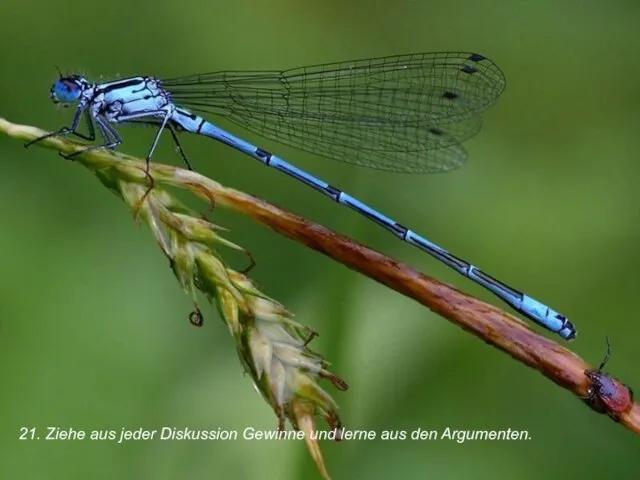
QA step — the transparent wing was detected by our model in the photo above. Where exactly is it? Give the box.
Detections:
[162,52,505,173]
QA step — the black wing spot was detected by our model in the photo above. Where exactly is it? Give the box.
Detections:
[461,65,478,74]
[428,127,445,136]
[468,53,486,62]
[442,91,459,100]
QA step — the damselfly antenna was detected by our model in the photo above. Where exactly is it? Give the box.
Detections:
[597,336,612,371]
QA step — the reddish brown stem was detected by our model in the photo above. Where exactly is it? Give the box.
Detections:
[186,179,639,434]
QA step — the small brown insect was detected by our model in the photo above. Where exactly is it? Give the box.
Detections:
[583,337,634,421]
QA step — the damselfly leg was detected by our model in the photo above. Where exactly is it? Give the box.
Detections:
[24,106,95,148]
[61,115,122,160]
[124,120,192,170]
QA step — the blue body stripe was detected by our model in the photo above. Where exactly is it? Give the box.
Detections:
[192,117,575,339]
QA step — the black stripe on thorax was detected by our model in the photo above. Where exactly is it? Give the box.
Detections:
[97,77,146,94]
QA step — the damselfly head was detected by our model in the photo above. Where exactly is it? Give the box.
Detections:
[50,75,89,106]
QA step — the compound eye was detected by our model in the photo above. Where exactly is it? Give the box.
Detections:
[51,79,83,104]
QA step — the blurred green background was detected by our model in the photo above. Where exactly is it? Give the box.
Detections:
[1,0,639,478]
